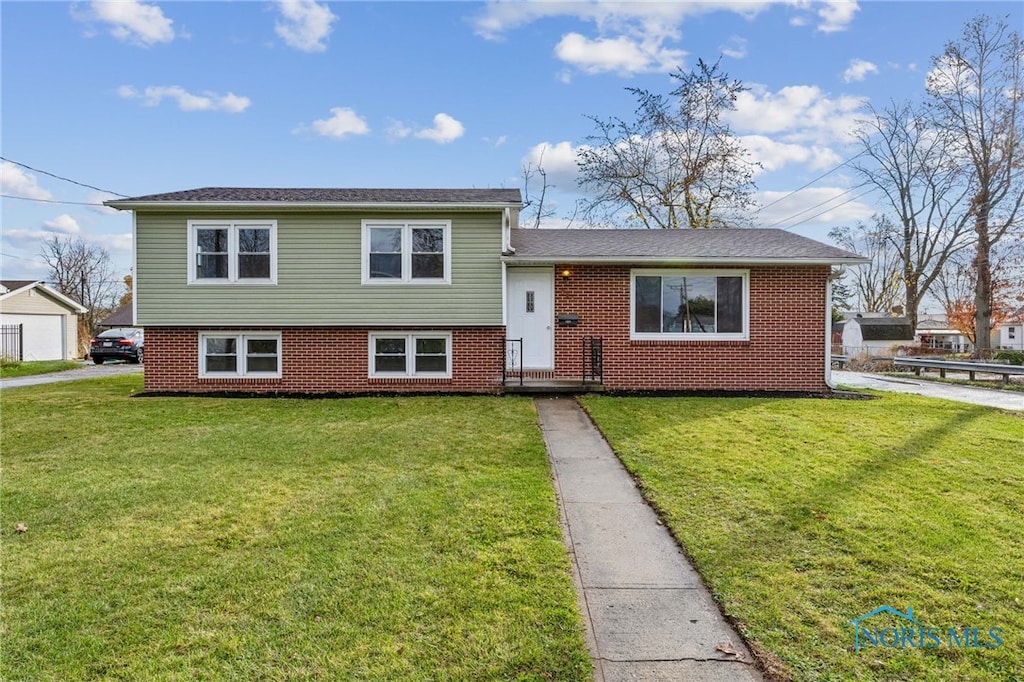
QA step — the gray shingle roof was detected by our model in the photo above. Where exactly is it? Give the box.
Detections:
[507,228,866,264]
[109,187,522,205]
[0,280,40,294]
[850,317,915,340]
[100,301,134,327]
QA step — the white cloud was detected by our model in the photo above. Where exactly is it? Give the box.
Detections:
[88,232,134,253]
[386,120,413,141]
[414,113,465,144]
[472,1,858,73]
[523,141,586,189]
[757,186,875,228]
[275,0,337,53]
[728,84,867,144]
[721,36,748,60]
[43,214,81,235]
[1,229,132,253]
[843,58,878,83]
[297,107,370,139]
[86,192,121,215]
[74,0,175,47]
[119,85,251,113]
[473,2,771,41]
[739,135,843,174]
[1,162,53,201]
[815,0,859,33]
[554,32,685,75]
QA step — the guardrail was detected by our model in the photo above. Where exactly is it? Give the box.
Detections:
[892,357,1024,385]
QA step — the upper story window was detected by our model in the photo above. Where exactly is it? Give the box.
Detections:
[631,269,749,341]
[188,220,277,285]
[362,220,450,284]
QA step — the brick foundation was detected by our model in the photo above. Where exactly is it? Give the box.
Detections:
[143,327,505,394]
[551,264,831,392]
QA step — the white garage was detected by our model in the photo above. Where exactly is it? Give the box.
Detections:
[0,280,88,361]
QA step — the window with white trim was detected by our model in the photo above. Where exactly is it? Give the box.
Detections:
[631,270,749,340]
[188,221,277,284]
[199,333,281,377]
[369,333,451,377]
[362,221,450,284]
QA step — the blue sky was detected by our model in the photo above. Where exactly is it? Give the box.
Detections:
[2,1,1020,293]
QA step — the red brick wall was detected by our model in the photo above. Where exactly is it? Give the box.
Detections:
[552,264,830,392]
[143,327,505,394]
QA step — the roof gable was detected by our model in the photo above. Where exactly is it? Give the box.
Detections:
[0,281,88,314]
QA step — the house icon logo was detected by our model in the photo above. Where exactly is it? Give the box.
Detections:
[847,606,920,652]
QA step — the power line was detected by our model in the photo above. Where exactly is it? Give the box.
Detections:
[758,149,869,213]
[1,157,128,198]
[765,182,872,229]
[1,194,112,207]
[778,186,879,231]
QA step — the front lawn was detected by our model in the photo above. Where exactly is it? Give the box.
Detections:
[581,393,1022,682]
[0,359,81,378]
[2,376,590,681]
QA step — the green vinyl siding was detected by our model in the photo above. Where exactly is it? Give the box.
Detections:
[135,211,504,326]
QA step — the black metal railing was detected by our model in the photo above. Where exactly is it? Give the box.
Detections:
[502,338,523,386]
[1,324,23,362]
[582,336,603,383]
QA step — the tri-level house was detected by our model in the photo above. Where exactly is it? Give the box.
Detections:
[107,188,866,395]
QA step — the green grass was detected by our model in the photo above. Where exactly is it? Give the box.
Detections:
[0,359,81,378]
[580,393,1023,682]
[1,376,590,681]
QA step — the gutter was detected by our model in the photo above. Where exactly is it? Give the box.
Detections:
[502,255,871,266]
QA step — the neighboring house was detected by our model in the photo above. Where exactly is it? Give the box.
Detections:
[106,187,866,395]
[916,316,972,354]
[991,306,1024,351]
[842,316,914,357]
[0,280,88,361]
[99,301,135,328]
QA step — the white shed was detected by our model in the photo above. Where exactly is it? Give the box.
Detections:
[0,280,88,361]
[842,316,915,358]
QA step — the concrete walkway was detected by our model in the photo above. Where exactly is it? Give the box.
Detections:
[0,362,143,390]
[833,370,1023,411]
[536,397,763,682]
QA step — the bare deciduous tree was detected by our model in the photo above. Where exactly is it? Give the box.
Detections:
[830,217,904,314]
[521,148,555,229]
[852,100,975,330]
[577,58,759,229]
[40,235,119,351]
[927,14,1024,356]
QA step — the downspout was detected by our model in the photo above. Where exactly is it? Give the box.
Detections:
[825,267,844,390]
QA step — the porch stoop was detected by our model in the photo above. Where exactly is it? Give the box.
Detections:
[501,379,605,395]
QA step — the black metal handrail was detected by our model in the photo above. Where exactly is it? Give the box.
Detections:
[582,336,603,383]
[502,338,524,386]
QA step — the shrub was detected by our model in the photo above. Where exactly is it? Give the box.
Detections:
[994,351,1024,366]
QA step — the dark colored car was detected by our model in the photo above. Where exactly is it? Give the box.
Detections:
[90,328,144,364]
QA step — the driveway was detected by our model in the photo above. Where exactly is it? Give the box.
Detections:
[0,362,144,391]
[834,370,1023,412]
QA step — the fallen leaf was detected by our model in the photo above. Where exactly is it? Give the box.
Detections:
[716,641,744,659]
[15,523,28,533]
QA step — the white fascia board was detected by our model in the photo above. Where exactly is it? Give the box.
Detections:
[0,281,88,313]
[105,200,521,212]
[502,255,871,266]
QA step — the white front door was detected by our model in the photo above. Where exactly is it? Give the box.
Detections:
[507,268,553,369]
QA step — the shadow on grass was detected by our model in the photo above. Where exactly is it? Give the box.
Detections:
[708,404,993,567]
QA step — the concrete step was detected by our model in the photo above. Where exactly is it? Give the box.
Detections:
[501,379,605,394]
